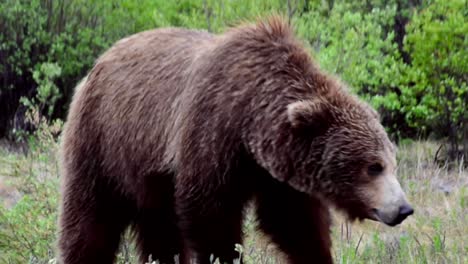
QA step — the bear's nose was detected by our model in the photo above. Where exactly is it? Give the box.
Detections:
[380,203,414,226]
[398,204,414,219]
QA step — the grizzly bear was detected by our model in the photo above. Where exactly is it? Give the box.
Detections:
[58,17,413,264]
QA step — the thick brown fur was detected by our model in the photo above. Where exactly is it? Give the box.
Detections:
[58,16,393,264]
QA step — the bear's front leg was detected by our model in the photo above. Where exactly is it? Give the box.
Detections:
[255,177,333,264]
[175,173,247,264]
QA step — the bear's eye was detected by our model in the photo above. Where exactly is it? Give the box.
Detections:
[368,163,384,176]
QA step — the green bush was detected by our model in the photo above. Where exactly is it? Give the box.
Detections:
[1,0,466,159]
[404,0,467,159]
[295,0,467,159]
[0,0,161,137]
[0,119,61,263]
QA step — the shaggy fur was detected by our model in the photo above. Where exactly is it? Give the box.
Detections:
[58,17,394,264]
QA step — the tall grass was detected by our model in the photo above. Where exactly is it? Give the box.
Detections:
[0,121,61,263]
[0,124,466,263]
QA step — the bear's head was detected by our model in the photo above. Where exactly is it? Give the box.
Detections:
[285,90,413,226]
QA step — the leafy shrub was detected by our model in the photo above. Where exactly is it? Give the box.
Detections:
[1,0,466,160]
[0,0,160,137]
[295,0,467,160]
[0,118,61,263]
[404,0,468,159]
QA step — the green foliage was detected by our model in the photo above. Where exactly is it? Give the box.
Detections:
[0,193,58,263]
[0,119,61,263]
[21,62,62,118]
[403,0,467,158]
[296,1,415,137]
[149,0,288,32]
[1,0,467,156]
[296,1,400,88]
[295,0,467,157]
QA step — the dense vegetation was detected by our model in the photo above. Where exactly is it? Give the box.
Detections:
[0,1,467,263]
[1,0,467,160]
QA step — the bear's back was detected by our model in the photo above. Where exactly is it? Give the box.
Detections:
[61,28,214,194]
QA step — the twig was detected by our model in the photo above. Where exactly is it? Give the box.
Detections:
[354,232,364,256]
[434,143,445,164]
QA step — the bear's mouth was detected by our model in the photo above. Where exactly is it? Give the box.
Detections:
[368,208,380,222]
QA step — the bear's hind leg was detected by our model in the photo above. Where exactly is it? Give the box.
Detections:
[133,173,182,264]
[58,176,134,264]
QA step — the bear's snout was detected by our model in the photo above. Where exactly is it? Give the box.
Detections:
[373,201,414,226]
[366,160,414,227]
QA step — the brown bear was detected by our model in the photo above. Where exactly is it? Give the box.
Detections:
[58,17,413,264]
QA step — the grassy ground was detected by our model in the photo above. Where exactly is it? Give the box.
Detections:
[0,126,466,263]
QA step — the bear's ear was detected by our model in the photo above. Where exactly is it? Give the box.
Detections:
[287,99,333,135]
